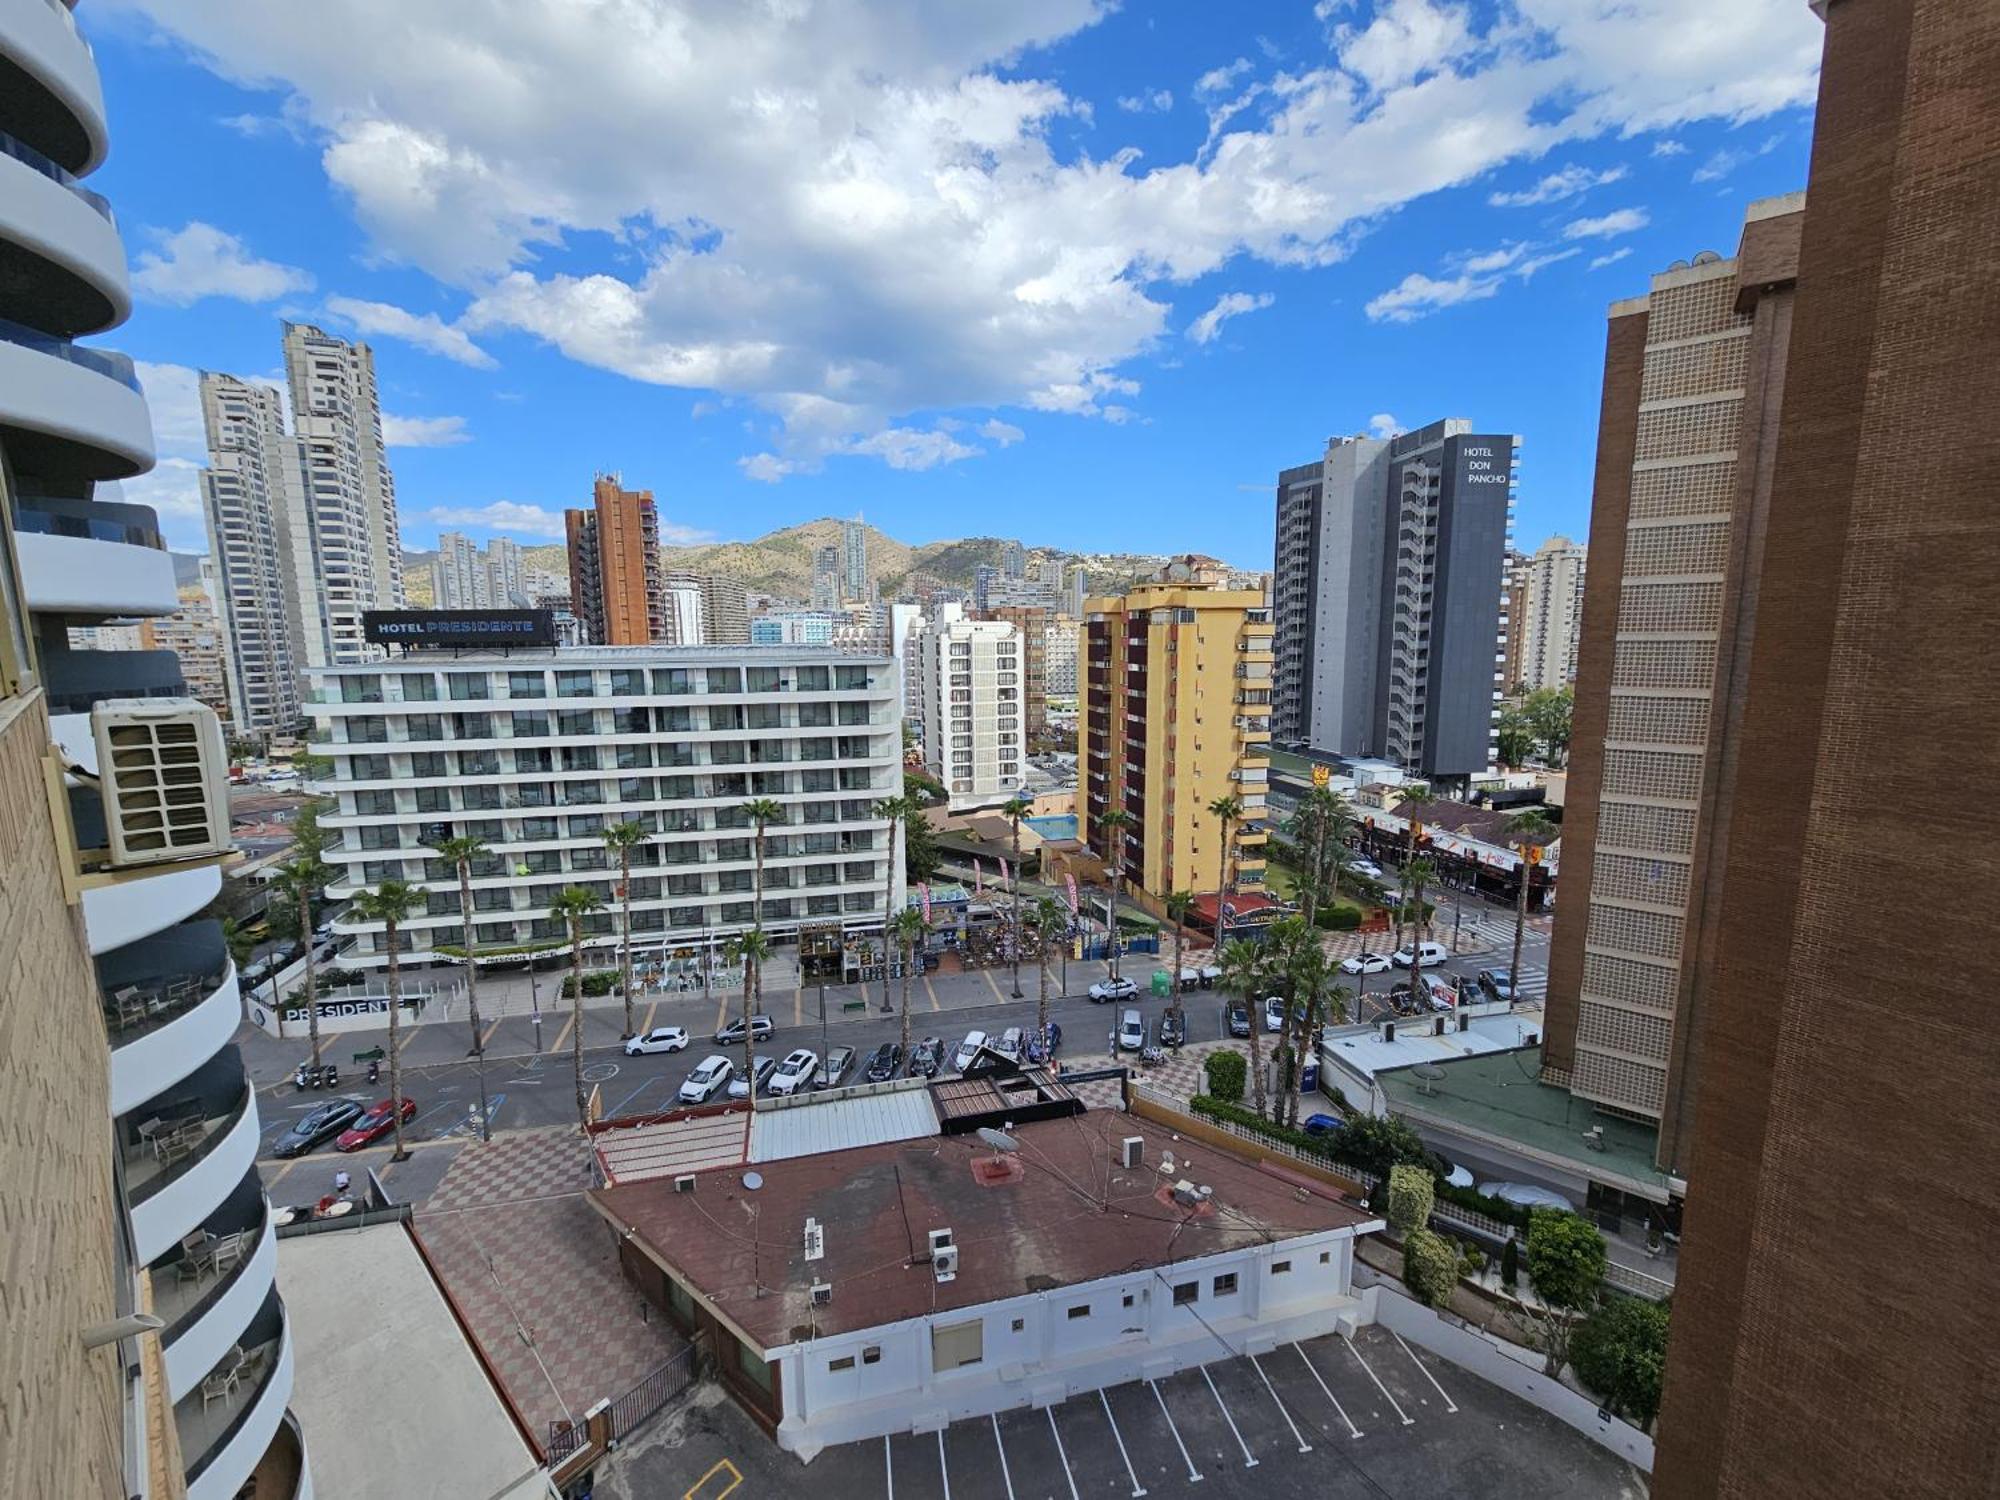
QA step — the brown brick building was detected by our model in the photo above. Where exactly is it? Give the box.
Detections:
[983,603,1050,736]
[1646,1,2000,1494]
[565,475,665,645]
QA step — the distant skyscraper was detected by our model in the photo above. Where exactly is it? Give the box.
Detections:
[139,585,233,725]
[485,536,524,605]
[1518,535,1586,691]
[812,544,840,609]
[433,530,484,608]
[1003,539,1026,578]
[661,572,706,645]
[565,475,665,644]
[1271,418,1515,783]
[842,515,868,601]
[917,604,1026,811]
[1067,563,1088,618]
[986,604,1051,736]
[700,574,750,644]
[1497,547,1529,693]
[973,563,999,613]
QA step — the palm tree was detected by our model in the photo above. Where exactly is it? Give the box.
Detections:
[433,834,494,1142]
[272,853,329,1070]
[1000,795,1033,998]
[599,821,650,1039]
[723,927,774,1098]
[872,794,912,1014]
[1405,856,1437,1014]
[1095,808,1133,979]
[742,795,785,965]
[1505,810,1556,1008]
[549,885,604,1129]
[891,907,927,1054]
[1219,937,1271,1120]
[1278,921,1331,1128]
[351,880,420,1160]
[1165,890,1195,999]
[1207,794,1243,947]
[1031,896,1066,1044]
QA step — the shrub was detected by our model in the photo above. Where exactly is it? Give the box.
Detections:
[1385,1163,1435,1235]
[1313,904,1364,931]
[1571,1297,1670,1430]
[1402,1227,1459,1308]
[1462,1245,1486,1277]
[1203,1051,1247,1104]
[561,970,621,998]
[1326,1113,1441,1182]
[1501,1237,1520,1291]
[1434,1176,1532,1230]
[1189,1095,1333,1160]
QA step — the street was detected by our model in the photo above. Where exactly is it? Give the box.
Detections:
[240,915,1550,1165]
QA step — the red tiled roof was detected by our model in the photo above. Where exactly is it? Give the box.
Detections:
[587,1112,1371,1352]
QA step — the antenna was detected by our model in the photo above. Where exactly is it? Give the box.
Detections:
[976,1127,1020,1154]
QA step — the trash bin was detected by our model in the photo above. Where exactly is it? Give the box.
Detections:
[1150,969,1173,997]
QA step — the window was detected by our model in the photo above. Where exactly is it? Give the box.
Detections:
[1121,1292,1136,1308]
[1066,1305,1091,1321]
[1212,1273,1238,1297]
[1171,1282,1198,1306]
[508,671,546,699]
[931,1320,984,1371]
[829,1356,856,1373]
[556,670,596,697]
[862,1346,881,1365]
[1010,1319,1025,1333]
[1271,1260,1292,1275]
[1318,1251,1331,1265]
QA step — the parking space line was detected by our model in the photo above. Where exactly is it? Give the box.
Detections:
[643,1001,659,1033]
[714,994,730,1034]
[982,969,1006,1005]
[1199,1365,1259,1468]
[1249,1354,1312,1453]
[1390,1330,1458,1413]
[480,1014,506,1049]
[989,1414,1017,1500]
[924,974,941,1012]
[1148,1379,1202,1483]
[605,1074,662,1120]
[549,1014,576,1056]
[1045,1406,1083,1500]
[264,1159,297,1189]
[1099,1389,1149,1496]
[1344,1336,1414,1426]
[883,1434,894,1500]
[937,1429,951,1500]
[1293,1344,1361,1439]
[793,983,804,1026]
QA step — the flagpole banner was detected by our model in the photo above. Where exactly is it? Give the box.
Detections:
[1064,873,1079,914]
[921,883,933,924]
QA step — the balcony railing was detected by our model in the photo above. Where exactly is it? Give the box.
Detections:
[0,128,113,219]
[0,313,141,390]
[125,1084,253,1207]
[99,920,229,1043]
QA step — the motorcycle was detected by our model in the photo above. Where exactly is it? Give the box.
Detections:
[1138,1044,1167,1069]
[366,1058,380,1086]
[321,1062,339,1089]
[294,1061,312,1091]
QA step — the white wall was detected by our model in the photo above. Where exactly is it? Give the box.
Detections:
[772,1229,1362,1457]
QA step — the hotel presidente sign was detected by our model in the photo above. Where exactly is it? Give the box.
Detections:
[363,608,557,649]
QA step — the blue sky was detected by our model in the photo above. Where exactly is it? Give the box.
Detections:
[89,1,1823,563]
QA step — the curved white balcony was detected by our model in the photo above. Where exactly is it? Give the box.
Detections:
[107,955,241,1116]
[84,862,220,955]
[0,0,109,173]
[161,1206,278,1402]
[16,527,177,615]
[127,1083,259,1264]
[180,1313,295,1500]
[0,324,153,479]
[0,139,128,332]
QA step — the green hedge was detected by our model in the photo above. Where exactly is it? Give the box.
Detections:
[1434,1176,1532,1230]
[560,970,621,998]
[1202,1051,1246,1104]
[1315,905,1363,931]
[1189,1095,1339,1161]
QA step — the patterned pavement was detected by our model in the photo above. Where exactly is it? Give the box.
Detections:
[411,1127,685,1448]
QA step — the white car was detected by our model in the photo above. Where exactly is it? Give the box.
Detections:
[727,1055,778,1099]
[1349,860,1383,880]
[677,1055,734,1104]
[952,1031,989,1072]
[1480,1181,1574,1212]
[766,1048,819,1097]
[995,1026,1026,1062]
[1088,976,1138,1003]
[1264,995,1288,1032]
[1117,1009,1146,1051]
[1391,942,1452,969]
[1339,952,1393,975]
[624,1025,690,1057]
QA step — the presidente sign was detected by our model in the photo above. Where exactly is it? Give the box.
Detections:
[363,608,556,649]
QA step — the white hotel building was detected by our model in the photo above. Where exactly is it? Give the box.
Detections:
[306,647,905,969]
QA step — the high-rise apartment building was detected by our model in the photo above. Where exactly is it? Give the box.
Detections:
[750,611,835,646]
[1271,419,1515,784]
[699,573,750,644]
[565,475,664,644]
[842,515,868,601]
[1642,6,1999,1493]
[485,536,523,605]
[985,604,1051,737]
[432,530,484,609]
[1043,618,1079,699]
[972,563,998,613]
[812,545,840,610]
[0,3,308,1491]
[916,605,1026,812]
[660,572,706,645]
[1080,578,1272,916]
[309,649,904,967]
[1066,564,1089,619]
[1497,548,1529,692]
[1002,539,1026,578]
[1518,535,1586,691]
[139,587,233,726]
[1541,194,1807,1164]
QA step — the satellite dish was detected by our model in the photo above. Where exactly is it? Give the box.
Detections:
[742,1171,764,1191]
[976,1127,1020,1154]
[1412,1063,1447,1097]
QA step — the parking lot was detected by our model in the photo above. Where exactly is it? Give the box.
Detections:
[605,1324,1644,1500]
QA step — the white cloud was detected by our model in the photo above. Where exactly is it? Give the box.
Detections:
[1367,412,1403,438]
[1652,139,1687,157]
[382,413,471,446]
[1692,136,1781,183]
[131,222,313,305]
[1366,270,1504,323]
[1194,57,1254,97]
[135,361,209,459]
[979,418,1025,446]
[1116,89,1173,113]
[112,0,1821,467]
[1589,247,1633,270]
[1563,207,1649,239]
[1186,290,1275,345]
[420,501,566,539]
[1488,163,1627,207]
[324,295,497,368]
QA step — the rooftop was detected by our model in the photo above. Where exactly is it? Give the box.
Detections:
[307,643,893,670]
[588,1111,1374,1352]
[1322,1006,1546,1081]
[1376,1046,1678,1201]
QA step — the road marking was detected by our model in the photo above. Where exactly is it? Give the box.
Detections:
[882,1434,894,1500]
[1099,1388,1149,1496]
[981,969,1006,1005]
[683,1457,741,1500]
[643,1001,659,1033]
[936,1428,952,1500]
[793,982,804,1026]
[549,1014,576,1056]
[1293,1343,1361,1438]
[1148,1378,1202,1482]
[990,1413,1017,1500]
[1343,1335,1413,1426]
[264,1159,297,1189]
[924,974,941,1012]
[1249,1353,1312,1453]
[1390,1330,1458,1413]
[1045,1406,1083,1500]
[714,994,730,1034]
[1199,1365,1258,1467]
[407,1099,464,1136]
[394,1023,419,1058]
[480,1014,506,1049]
[605,1075,663,1120]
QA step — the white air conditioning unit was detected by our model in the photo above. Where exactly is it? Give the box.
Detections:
[932,1245,959,1283]
[926,1227,954,1259]
[810,1282,833,1306]
[90,699,230,866]
[1120,1136,1143,1169]
[673,1174,696,1193]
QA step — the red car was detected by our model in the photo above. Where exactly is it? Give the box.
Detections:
[334,1097,418,1151]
